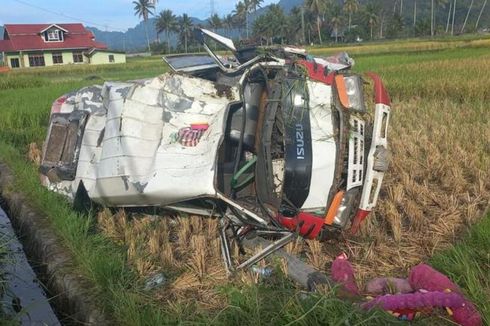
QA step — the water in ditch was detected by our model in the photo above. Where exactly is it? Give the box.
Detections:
[0,206,60,325]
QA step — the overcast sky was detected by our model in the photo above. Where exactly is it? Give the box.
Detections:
[1,0,278,31]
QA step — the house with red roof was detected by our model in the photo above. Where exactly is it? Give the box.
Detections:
[0,23,126,68]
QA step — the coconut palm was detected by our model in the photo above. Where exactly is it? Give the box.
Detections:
[431,0,448,36]
[223,14,235,37]
[208,14,223,32]
[343,0,360,31]
[233,0,253,38]
[179,14,193,53]
[244,0,253,38]
[460,0,475,33]
[250,0,264,12]
[475,0,488,30]
[133,0,155,53]
[269,4,289,43]
[413,0,417,26]
[451,0,457,35]
[156,10,178,54]
[233,1,248,33]
[330,5,342,43]
[446,0,453,32]
[364,2,379,39]
[305,0,328,44]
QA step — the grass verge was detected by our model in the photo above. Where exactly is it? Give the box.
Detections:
[0,38,489,324]
[430,213,490,325]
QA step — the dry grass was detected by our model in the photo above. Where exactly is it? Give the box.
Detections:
[96,210,244,311]
[89,45,490,314]
[308,37,490,56]
[320,97,490,286]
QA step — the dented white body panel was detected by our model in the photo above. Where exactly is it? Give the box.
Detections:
[43,74,239,207]
[41,27,391,244]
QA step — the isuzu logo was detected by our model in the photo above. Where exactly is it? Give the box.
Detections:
[295,123,305,160]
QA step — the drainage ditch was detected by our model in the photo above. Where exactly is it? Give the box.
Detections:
[0,163,109,325]
[0,206,60,325]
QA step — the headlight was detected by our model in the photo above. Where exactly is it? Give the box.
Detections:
[335,75,366,113]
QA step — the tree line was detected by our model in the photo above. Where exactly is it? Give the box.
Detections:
[133,0,488,53]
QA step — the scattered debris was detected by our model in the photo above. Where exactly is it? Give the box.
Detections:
[330,254,482,326]
[250,266,273,278]
[144,273,167,291]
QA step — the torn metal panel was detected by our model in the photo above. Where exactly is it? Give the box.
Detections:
[40,28,391,273]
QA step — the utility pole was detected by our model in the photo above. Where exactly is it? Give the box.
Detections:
[210,0,215,16]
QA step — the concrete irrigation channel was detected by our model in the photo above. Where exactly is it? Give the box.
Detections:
[0,163,109,325]
[0,206,60,325]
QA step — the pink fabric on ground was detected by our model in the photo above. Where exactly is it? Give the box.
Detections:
[409,264,461,293]
[408,264,482,326]
[331,253,359,296]
[365,277,413,295]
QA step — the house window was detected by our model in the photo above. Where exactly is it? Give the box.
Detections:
[10,58,20,68]
[47,30,60,42]
[109,54,115,63]
[28,54,45,67]
[73,52,84,63]
[52,52,63,64]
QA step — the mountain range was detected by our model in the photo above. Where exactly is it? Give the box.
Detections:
[1,0,487,52]
[88,0,489,52]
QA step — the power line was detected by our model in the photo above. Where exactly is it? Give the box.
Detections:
[9,0,127,32]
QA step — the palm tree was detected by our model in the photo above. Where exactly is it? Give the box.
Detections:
[343,0,360,31]
[330,5,342,42]
[460,0,475,33]
[431,0,435,36]
[432,0,448,36]
[451,0,457,35]
[133,0,155,53]
[413,0,417,26]
[305,0,328,44]
[475,0,488,30]
[288,6,306,43]
[446,0,452,32]
[208,14,223,33]
[233,1,248,36]
[244,0,253,38]
[364,2,379,40]
[250,0,264,12]
[223,14,235,37]
[179,14,193,53]
[269,4,288,43]
[156,10,178,54]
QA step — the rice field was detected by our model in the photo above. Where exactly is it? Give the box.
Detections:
[0,37,489,324]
